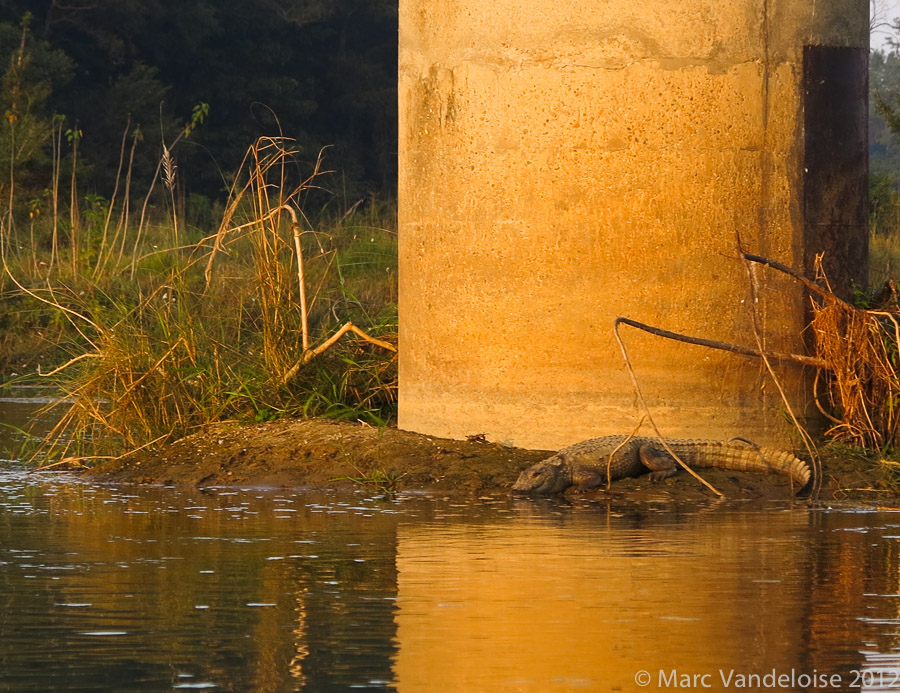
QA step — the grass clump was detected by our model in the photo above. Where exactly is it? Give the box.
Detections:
[3,137,397,465]
[334,463,408,500]
[789,173,900,455]
[808,269,900,452]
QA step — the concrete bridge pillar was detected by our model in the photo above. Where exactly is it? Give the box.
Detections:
[398,0,868,449]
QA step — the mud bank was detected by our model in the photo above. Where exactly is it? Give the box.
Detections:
[79,418,900,504]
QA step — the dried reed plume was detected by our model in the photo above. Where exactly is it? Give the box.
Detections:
[161,144,177,193]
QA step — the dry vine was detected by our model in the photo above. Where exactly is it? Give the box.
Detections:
[612,321,725,498]
[738,248,822,498]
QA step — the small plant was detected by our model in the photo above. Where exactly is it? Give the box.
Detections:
[334,463,407,500]
[877,457,900,493]
[0,420,41,463]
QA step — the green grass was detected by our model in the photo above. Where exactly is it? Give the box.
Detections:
[871,232,900,289]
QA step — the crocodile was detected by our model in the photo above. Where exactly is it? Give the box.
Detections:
[512,435,812,496]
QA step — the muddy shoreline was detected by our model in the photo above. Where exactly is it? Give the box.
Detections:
[78,418,900,505]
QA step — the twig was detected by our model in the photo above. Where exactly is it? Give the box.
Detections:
[303,322,396,363]
[281,321,397,383]
[275,204,309,351]
[606,418,644,491]
[615,317,826,369]
[741,252,854,310]
[612,321,724,497]
[37,352,102,377]
[812,369,844,425]
[738,244,821,497]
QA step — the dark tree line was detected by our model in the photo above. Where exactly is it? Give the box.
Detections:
[0,0,397,213]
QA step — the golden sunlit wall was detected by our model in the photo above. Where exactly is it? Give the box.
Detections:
[398,0,868,449]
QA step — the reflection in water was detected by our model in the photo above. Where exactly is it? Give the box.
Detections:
[0,391,65,462]
[1,397,900,690]
[389,508,900,692]
[0,472,400,691]
[393,508,814,690]
[808,513,900,693]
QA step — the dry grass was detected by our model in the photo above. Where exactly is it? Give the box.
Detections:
[870,233,900,288]
[812,228,900,453]
[18,137,398,465]
[810,295,900,450]
[733,253,900,455]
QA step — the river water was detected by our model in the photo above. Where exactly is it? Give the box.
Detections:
[3,398,900,691]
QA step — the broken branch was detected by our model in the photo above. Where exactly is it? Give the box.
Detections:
[281,321,397,384]
[741,252,854,310]
[614,317,827,369]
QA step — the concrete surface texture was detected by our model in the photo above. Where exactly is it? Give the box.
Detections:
[398,0,869,450]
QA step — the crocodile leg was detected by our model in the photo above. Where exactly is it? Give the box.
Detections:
[638,443,680,482]
[571,468,608,491]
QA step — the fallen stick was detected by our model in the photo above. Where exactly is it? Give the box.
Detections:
[741,252,854,310]
[281,321,397,384]
[614,317,827,369]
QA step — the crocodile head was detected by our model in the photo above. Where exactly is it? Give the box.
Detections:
[512,455,571,495]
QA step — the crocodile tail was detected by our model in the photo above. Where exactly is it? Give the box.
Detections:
[666,440,813,495]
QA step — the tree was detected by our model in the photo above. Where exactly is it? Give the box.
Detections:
[0,0,398,206]
[1,13,72,208]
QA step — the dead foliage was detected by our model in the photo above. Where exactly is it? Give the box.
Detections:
[809,277,900,451]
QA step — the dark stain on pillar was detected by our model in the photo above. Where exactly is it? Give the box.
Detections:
[802,45,868,298]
